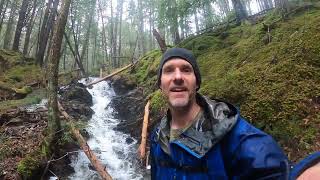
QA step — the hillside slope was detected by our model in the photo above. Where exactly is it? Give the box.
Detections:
[127,8,320,161]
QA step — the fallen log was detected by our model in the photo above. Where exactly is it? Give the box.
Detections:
[86,63,133,87]
[138,100,150,160]
[58,102,112,180]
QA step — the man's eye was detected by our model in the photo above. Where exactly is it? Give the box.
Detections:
[163,68,173,73]
[182,67,192,73]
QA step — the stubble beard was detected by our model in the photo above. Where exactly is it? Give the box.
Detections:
[167,89,197,111]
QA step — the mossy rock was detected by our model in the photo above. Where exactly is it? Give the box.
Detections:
[17,153,42,178]
[14,86,32,94]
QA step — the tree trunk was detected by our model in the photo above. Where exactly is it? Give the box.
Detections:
[80,0,96,70]
[231,0,248,25]
[117,0,124,68]
[203,1,213,29]
[36,0,59,67]
[47,0,71,153]
[3,0,19,50]
[112,0,118,69]
[63,31,86,76]
[110,0,115,67]
[0,0,9,33]
[152,29,167,53]
[23,0,38,55]
[171,0,180,45]
[98,0,108,65]
[194,8,199,34]
[70,4,82,73]
[92,29,97,69]
[12,0,29,51]
[137,0,146,56]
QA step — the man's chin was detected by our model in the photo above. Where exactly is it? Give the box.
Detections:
[169,100,189,109]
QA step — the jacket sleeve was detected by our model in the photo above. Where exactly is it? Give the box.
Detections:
[150,128,158,180]
[231,133,289,180]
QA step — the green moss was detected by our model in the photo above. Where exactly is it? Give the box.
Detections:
[0,88,46,113]
[17,153,41,178]
[3,65,42,87]
[149,90,167,115]
[14,86,33,94]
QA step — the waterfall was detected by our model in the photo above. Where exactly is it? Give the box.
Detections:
[67,78,144,180]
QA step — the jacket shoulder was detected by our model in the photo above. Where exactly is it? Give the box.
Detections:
[221,117,289,179]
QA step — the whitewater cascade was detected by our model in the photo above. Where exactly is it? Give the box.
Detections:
[68,78,144,180]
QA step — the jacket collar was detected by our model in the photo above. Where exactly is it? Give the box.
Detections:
[157,93,239,158]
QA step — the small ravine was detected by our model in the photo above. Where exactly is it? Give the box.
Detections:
[67,78,144,180]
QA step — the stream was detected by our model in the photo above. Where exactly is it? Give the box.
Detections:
[67,78,145,179]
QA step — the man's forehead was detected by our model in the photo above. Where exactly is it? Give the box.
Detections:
[162,58,193,67]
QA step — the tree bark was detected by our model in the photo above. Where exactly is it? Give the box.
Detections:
[36,0,59,67]
[3,0,19,50]
[97,0,108,64]
[23,0,38,55]
[0,0,9,33]
[12,0,30,51]
[117,0,124,68]
[152,29,167,53]
[137,0,146,56]
[194,8,199,34]
[47,0,70,154]
[63,31,86,76]
[80,0,96,69]
[231,0,247,25]
[110,0,115,67]
[171,0,180,45]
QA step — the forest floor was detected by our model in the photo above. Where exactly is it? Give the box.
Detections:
[0,50,88,179]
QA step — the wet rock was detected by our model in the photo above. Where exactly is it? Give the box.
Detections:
[125,137,134,144]
[59,82,94,121]
[88,164,96,171]
[109,88,145,139]
[60,82,93,106]
[110,75,136,96]
[80,129,91,140]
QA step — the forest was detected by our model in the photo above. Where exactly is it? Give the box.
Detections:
[0,0,319,179]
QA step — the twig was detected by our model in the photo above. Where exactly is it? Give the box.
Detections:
[48,150,82,163]
[48,169,59,179]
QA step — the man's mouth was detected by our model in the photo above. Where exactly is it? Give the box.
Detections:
[170,87,188,92]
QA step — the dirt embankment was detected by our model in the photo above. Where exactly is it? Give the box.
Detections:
[0,82,94,179]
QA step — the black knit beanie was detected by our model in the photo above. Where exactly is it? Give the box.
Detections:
[157,48,201,91]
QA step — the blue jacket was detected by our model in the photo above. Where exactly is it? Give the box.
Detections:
[290,151,320,179]
[150,94,289,179]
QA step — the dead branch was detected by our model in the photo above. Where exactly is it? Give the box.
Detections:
[86,64,133,87]
[138,100,150,160]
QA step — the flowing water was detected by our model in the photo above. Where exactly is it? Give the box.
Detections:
[67,78,145,180]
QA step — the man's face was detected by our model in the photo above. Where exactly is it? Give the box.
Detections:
[160,58,198,109]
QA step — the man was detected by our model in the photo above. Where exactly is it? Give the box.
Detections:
[150,48,289,179]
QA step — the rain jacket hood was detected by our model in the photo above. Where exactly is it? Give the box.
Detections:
[156,94,238,158]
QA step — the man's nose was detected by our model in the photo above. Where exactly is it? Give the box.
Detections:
[173,69,183,83]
